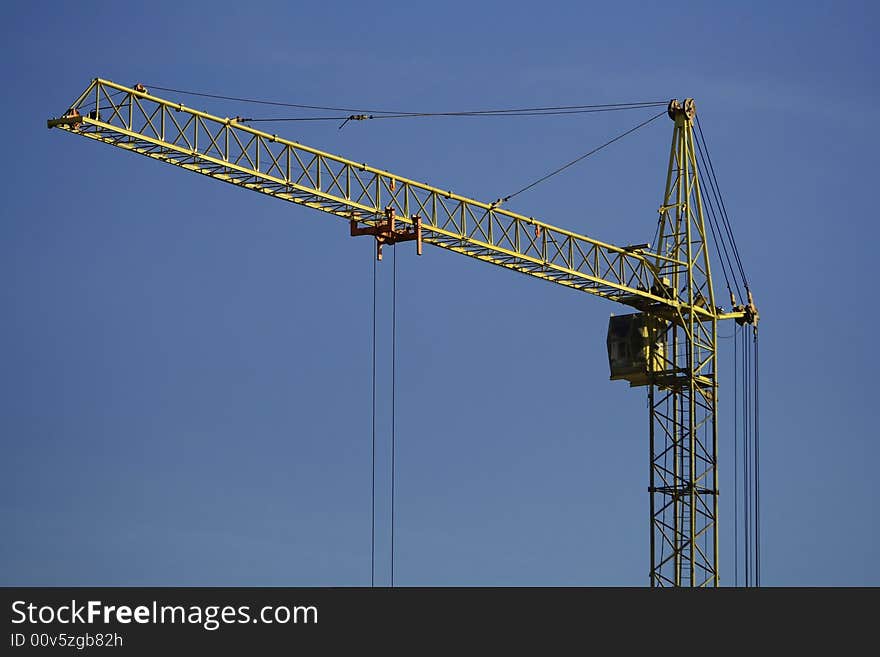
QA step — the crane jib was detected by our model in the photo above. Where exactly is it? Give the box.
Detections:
[46,78,758,321]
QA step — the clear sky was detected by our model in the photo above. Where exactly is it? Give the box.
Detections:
[2,0,876,586]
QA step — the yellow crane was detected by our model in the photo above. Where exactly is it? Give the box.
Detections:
[48,79,759,587]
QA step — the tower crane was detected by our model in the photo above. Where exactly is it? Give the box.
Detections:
[48,79,759,587]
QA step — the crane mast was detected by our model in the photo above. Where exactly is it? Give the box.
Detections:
[651,98,718,586]
[48,79,758,586]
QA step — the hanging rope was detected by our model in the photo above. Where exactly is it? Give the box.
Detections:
[694,119,759,586]
[367,243,400,588]
[734,324,739,587]
[753,329,761,586]
[391,245,398,588]
[743,328,754,585]
[732,323,765,588]
[371,251,377,587]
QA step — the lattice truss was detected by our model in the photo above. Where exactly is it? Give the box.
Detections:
[649,108,719,587]
[50,79,696,311]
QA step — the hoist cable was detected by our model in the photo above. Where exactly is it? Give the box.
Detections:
[699,150,740,303]
[754,330,761,586]
[734,325,739,587]
[695,129,745,300]
[740,330,749,587]
[701,123,749,291]
[695,118,750,290]
[499,110,667,203]
[695,138,742,304]
[743,327,751,586]
[695,118,744,280]
[700,173,735,302]
[391,246,398,588]
[371,252,377,587]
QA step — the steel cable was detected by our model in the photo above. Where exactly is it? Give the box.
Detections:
[695,117,750,291]
[143,83,665,117]
[695,137,742,305]
[754,329,761,586]
[734,324,739,587]
[391,246,397,588]
[241,105,669,125]
[498,110,667,203]
[371,251,377,587]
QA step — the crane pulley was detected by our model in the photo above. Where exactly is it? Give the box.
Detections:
[350,205,423,261]
[48,78,758,587]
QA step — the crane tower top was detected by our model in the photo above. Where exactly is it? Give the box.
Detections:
[667,98,696,121]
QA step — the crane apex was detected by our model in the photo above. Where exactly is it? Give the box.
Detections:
[667,98,696,121]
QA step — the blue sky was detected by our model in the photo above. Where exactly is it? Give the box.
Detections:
[1,0,877,586]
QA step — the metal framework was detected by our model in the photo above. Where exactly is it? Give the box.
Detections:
[649,99,718,586]
[48,79,756,586]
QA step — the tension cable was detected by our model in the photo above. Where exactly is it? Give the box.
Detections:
[494,110,666,205]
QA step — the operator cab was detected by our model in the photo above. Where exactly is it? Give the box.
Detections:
[607,313,666,387]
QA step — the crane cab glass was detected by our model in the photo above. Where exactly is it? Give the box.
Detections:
[606,313,666,387]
